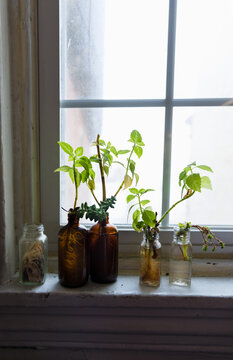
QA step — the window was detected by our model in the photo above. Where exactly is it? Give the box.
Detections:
[40,0,233,256]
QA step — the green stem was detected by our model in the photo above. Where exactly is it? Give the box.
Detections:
[157,191,195,225]
[96,134,106,201]
[114,144,135,198]
[73,160,78,209]
[91,189,100,206]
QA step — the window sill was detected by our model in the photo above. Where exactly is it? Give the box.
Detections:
[0,274,233,359]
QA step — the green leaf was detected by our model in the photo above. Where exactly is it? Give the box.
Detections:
[197,165,213,173]
[54,165,72,173]
[113,161,125,168]
[90,156,100,163]
[133,174,139,187]
[58,141,74,157]
[78,156,92,171]
[69,169,74,184]
[81,170,88,183]
[89,168,95,179]
[129,188,139,195]
[141,200,150,206]
[75,147,83,157]
[187,161,196,167]
[76,170,82,187]
[130,130,142,144]
[129,160,135,175]
[124,175,133,189]
[201,176,212,190]
[127,194,136,203]
[110,146,118,157]
[142,210,156,227]
[88,179,95,190]
[118,150,130,155]
[107,141,111,149]
[128,203,138,215]
[186,173,201,192]
[99,139,106,146]
[143,189,155,194]
[134,145,143,158]
[103,165,109,176]
[139,188,146,194]
[133,209,140,222]
[179,170,187,181]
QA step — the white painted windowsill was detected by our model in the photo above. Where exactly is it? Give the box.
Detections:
[0,274,233,359]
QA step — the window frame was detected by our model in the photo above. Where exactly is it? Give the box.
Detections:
[39,0,233,258]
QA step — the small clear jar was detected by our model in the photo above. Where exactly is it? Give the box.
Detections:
[140,230,161,287]
[19,224,48,285]
[169,226,192,287]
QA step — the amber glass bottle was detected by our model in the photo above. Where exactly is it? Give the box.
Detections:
[58,212,89,287]
[89,216,118,283]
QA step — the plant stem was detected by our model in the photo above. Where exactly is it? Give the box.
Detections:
[114,144,135,198]
[91,189,100,206]
[96,134,106,201]
[73,160,78,209]
[157,191,195,225]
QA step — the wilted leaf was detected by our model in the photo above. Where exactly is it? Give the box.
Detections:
[124,175,133,189]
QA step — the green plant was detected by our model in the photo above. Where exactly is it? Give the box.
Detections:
[55,130,144,222]
[127,162,224,250]
[89,130,144,204]
[54,142,94,210]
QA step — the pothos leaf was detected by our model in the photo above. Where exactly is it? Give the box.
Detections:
[58,141,74,157]
[201,176,212,190]
[134,173,139,185]
[129,188,139,195]
[118,150,130,155]
[88,179,95,190]
[69,169,74,184]
[186,173,201,192]
[124,175,133,189]
[197,165,213,173]
[134,145,143,158]
[142,209,156,228]
[141,200,150,206]
[54,165,72,173]
[75,147,83,157]
[127,194,136,203]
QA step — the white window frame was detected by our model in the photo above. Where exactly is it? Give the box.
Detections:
[39,0,233,260]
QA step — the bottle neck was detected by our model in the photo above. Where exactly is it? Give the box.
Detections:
[68,213,80,227]
[174,226,190,243]
[23,224,44,236]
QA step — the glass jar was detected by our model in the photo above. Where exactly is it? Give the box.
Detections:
[89,216,118,283]
[19,224,48,285]
[140,230,161,287]
[169,226,192,287]
[58,212,89,287]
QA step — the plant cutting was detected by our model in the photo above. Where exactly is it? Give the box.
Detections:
[84,130,144,283]
[55,142,93,287]
[169,221,224,287]
[127,161,224,287]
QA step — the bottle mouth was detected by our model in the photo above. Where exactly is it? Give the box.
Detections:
[24,223,44,232]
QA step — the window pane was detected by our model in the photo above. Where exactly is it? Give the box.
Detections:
[170,107,233,225]
[175,0,233,98]
[60,0,168,100]
[60,108,165,225]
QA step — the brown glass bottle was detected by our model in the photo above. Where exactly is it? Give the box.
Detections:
[58,212,89,287]
[89,217,118,283]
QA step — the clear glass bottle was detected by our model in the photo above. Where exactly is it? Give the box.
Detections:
[169,226,192,287]
[19,224,48,285]
[140,230,161,287]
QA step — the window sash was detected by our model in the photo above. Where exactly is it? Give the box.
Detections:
[39,0,233,252]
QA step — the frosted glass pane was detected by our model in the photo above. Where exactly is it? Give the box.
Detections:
[60,0,168,100]
[170,107,233,225]
[60,108,165,225]
[175,0,233,98]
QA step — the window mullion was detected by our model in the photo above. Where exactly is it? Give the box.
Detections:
[161,0,177,226]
